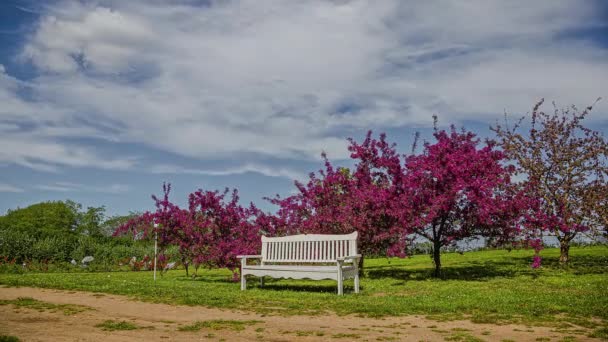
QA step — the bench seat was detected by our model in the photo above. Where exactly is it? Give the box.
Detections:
[242,264,357,281]
[238,232,361,295]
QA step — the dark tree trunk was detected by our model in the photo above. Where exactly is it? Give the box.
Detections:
[559,239,570,265]
[432,239,442,277]
[358,255,365,277]
[182,257,189,277]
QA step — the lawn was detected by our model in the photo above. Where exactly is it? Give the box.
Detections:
[1,246,606,327]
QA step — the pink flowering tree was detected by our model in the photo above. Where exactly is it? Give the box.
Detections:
[116,184,264,279]
[268,132,409,270]
[187,188,262,278]
[493,99,608,264]
[114,183,195,275]
[400,121,523,277]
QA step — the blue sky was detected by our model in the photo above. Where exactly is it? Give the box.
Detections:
[1,0,607,216]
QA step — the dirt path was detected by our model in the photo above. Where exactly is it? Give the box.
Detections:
[0,286,598,341]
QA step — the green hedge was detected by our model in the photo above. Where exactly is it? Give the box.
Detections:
[0,229,161,272]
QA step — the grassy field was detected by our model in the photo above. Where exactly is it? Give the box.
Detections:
[1,246,606,328]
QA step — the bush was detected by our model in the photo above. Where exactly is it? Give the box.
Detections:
[0,229,176,272]
[0,230,35,263]
[32,236,75,262]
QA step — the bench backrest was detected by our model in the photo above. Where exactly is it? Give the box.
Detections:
[261,232,358,263]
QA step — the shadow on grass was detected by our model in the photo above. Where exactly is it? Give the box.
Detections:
[365,254,608,281]
[172,275,350,294]
[255,283,342,294]
[174,276,231,283]
[365,264,520,281]
[172,253,607,284]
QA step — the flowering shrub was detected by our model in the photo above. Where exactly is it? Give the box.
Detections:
[116,184,264,278]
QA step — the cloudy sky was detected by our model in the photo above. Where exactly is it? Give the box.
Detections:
[1,0,607,216]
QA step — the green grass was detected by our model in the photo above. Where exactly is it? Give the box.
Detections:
[0,246,606,327]
[444,331,485,341]
[0,297,90,315]
[178,319,262,332]
[588,326,608,340]
[331,333,361,339]
[95,320,139,331]
[0,336,20,342]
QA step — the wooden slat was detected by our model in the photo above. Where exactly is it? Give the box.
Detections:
[262,232,357,242]
[275,242,280,261]
[277,242,280,260]
[271,242,275,260]
[296,241,300,261]
[308,241,312,260]
[291,241,295,260]
[268,243,273,260]
[259,233,358,263]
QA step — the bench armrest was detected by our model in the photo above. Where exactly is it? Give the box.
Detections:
[337,254,362,262]
[237,255,262,259]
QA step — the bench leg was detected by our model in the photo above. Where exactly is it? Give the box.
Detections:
[354,272,360,294]
[337,262,344,295]
[241,273,246,290]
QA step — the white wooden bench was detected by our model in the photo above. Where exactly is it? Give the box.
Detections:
[237,232,360,295]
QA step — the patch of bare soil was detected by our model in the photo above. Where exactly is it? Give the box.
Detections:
[0,287,599,341]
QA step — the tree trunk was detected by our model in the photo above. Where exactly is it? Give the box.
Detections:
[358,255,365,277]
[432,239,442,277]
[182,257,189,277]
[559,239,570,265]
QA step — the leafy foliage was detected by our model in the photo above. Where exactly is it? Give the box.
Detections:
[269,126,524,276]
[267,131,408,269]
[494,99,608,264]
[116,183,266,277]
[0,201,79,238]
[400,122,524,276]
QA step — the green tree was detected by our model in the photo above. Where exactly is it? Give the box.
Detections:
[100,212,140,237]
[76,206,106,238]
[0,201,78,238]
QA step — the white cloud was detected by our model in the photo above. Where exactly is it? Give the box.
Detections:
[0,183,24,193]
[35,181,130,194]
[1,0,607,173]
[21,6,155,73]
[0,134,137,172]
[149,163,307,181]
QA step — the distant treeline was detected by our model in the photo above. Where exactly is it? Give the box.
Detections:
[0,200,170,272]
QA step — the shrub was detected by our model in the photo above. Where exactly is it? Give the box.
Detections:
[32,236,74,262]
[0,230,35,263]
